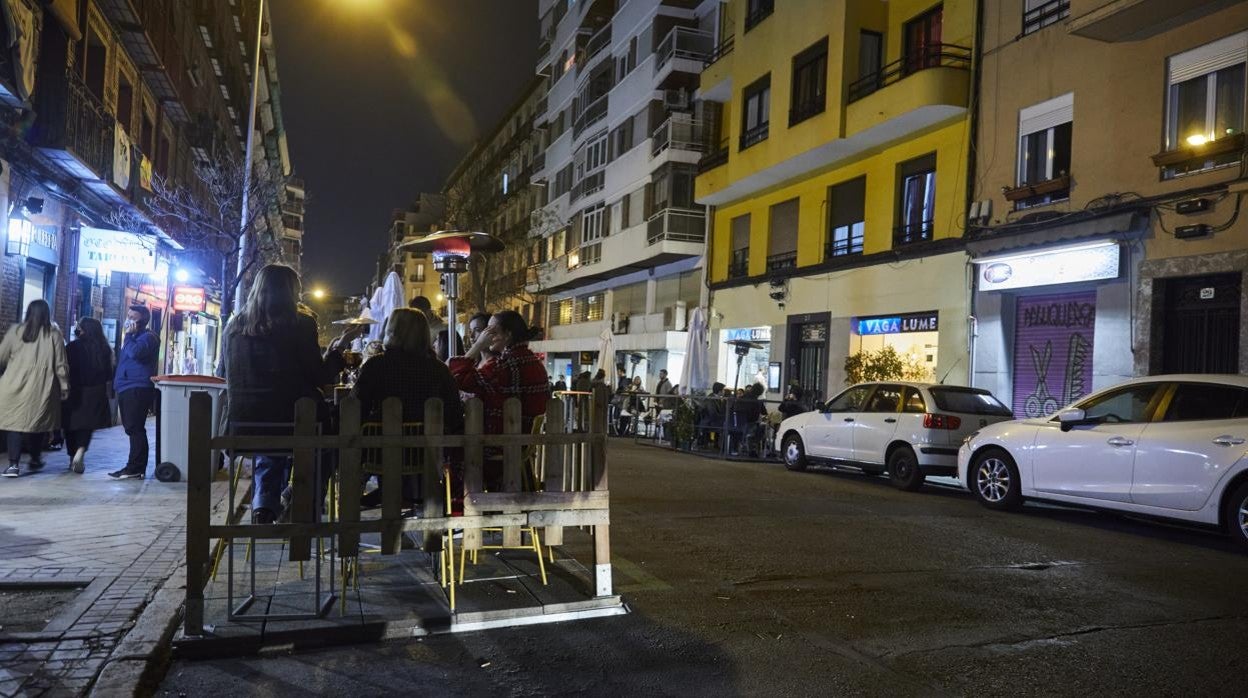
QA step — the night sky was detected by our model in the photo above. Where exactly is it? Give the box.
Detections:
[269,0,538,295]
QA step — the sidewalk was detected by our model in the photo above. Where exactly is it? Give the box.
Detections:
[0,419,186,697]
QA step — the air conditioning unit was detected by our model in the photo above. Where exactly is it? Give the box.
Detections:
[612,312,629,334]
[663,301,688,331]
[663,88,689,110]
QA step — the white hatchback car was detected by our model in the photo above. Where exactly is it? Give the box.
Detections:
[777,382,1014,490]
[958,375,1248,549]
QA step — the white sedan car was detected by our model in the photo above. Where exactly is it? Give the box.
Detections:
[777,382,1013,490]
[959,375,1248,549]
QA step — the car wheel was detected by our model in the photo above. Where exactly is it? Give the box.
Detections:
[971,448,1022,511]
[887,446,925,491]
[782,433,807,472]
[1223,481,1248,551]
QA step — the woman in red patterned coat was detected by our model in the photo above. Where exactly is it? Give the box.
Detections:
[448,310,549,435]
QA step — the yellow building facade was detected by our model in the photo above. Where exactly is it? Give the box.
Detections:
[696,0,974,398]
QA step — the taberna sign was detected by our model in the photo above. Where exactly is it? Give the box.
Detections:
[856,311,939,336]
[172,286,206,313]
[974,241,1121,292]
[77,227,157,275]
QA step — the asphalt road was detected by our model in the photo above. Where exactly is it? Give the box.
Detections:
[159,440,1248,697]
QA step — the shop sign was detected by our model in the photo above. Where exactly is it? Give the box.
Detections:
[78,227,156,274]
[856,311,939,336]
[974,241,1120,291]
[172,285,206,312]
[724,327,771,342]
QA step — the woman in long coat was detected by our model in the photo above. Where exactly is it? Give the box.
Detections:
[62,316,114,474]
[0,299,70,477]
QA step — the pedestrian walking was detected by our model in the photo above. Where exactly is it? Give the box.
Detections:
[62,317,114,474]
[110,305,159,479]
[0,299,69,478]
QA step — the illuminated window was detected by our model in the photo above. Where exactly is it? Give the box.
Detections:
[1164,32,1246,178]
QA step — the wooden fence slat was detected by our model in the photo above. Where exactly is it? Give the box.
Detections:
[463,399,483,551]
[542,398,565,546]
[289,398,318,562]
[421,398,444,552]
[591,385,612,597]
[184,391,212,636]
[381,397,403,554]
[337,397,362,558]
[465,490,608,511]
[210,432,604,449]
[501,398,523,548]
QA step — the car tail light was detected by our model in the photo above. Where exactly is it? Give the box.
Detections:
[923,413,962,430]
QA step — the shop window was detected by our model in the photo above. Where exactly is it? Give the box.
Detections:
[827,177,865,258]
[1022,0,1069,35]
[740,74,771,151]
[1162,32,1246,178]
[903,4,943,75]
[895,153,936,246]
[1014,93,1073,208]
[790,38,828,127]
[729,213,751,279]
[766,198,799,271]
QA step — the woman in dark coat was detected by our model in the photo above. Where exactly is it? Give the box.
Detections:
[62,317,114,473]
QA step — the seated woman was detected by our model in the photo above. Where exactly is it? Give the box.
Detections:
[448,311,549,490]
[351,309,464,508]
[729,383,768,456]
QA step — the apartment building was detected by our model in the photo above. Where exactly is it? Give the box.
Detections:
[696,0,975,400]
[529,0,716,387]
[383,192,446,306]
[0,0,293,372]
[280,177,306,273]
[968,0,1248,417]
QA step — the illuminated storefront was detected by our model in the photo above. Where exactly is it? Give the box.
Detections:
[717,327,771,391]
[849,311,941,383]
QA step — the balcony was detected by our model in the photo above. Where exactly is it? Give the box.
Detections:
[646,207,705,245]
[651,115,705,158]
[1069,0,1231,42]
[697,139,730,173]
[739,122,769,151]
[842,43,971,140]
[728,251,750,279]
[848,43,971,104]
[893,220,934,247]
[99,0,192,122]
[537,220,704,294]
[582,24,612,72]
[572,94,608,139]
[569,170,605,203]
[654,27,713,78]
[1022,0,1070,35]
[31,70,114,182]
[766,251,797,272]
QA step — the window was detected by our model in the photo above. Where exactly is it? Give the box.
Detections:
[414,264,425,282]
[766,198,799,271]
[729,214,750,278]
[501,172,510,195]
[904,5,943,75]
[895,153,937,245]
[1072,384,1163,424]
[1016,93,1073,207]
[858,31,883,81]
[1164,32,1246,177]
[651,163,696,211]
[553,164,574,198]
[84,27,107,101]
[866,385,903,413]
[826,385,871,413]
[790,38,828,126]
[117,75,135,135]
[1023,0,1069,35]
[903,387,928,414]
[581,203,606,242]
[1163,384,1248,421]
[929,388,1013,416]
[740,74,771,150]
[827,177,866,257]
[611,116,634,157]
[553,298,574,326]
[579,293,604,322]
[744,0,774,32]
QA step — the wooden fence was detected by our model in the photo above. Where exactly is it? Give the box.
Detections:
[183,386,612,635]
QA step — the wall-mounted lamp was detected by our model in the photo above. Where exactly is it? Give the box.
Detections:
[5,217,31,257]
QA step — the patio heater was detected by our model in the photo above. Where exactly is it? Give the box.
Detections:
[398,230,503,337]
[627,352,645,378]
[725,339,766,391]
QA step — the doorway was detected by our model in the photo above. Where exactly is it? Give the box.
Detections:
[1160,273,1241,374]
[786,312,829,403]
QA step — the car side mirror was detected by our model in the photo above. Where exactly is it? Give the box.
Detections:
[1057,407,1086,432]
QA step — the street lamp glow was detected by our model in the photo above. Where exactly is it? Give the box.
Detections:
[436,292,445,301]
[174,268,190,283]
[311,288,326,300]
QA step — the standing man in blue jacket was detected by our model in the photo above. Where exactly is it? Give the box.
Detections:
[111,305,159,479]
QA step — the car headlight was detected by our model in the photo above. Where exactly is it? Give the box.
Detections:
[962,431,980,446]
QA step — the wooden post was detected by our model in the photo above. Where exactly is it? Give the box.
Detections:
[381,397,403,554]
[462,399,484,551]
[338,397,362,559]
[421,398,444,552]
[184,391,212,636]
[542,398,565,547]
[501,398,523,548]
[289,397,317,562]
[590,385,612,597]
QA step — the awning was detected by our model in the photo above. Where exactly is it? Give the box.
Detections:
[966,210,1146,258]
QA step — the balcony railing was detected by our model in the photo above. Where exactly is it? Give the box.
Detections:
[646,207,705,245]
[573,94,609,139]
[743,0,774,32]
[789,95,826,127]
[705,35,734,67]
[728,251,750,279]
[569,170,605,203]
[826,229,865,258]
[847,43,972,104]
[1023,0,1070,35]
[697,140,730,173]
[654,27,713,75]
[584,24,612,65]
[739,122,769,151]
[893,220,934,247]
[31,69,114,181]
[766,251,797,272]
[651,115,705,157]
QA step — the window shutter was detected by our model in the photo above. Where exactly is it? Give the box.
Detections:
[768,199,800,256]
[1019,92,1074,136]
[731,214,751,251]
[1168,31,1248,84]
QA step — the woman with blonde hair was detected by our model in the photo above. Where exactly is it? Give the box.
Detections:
[0,299,69,477]
[224,264,358,523]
